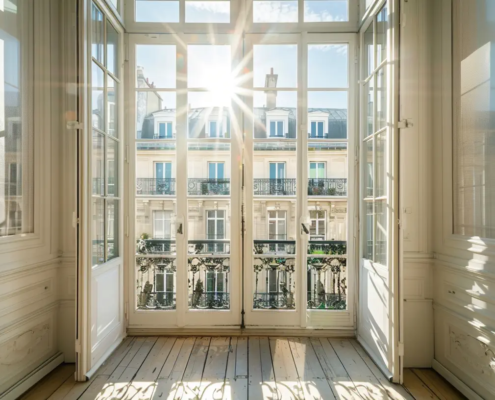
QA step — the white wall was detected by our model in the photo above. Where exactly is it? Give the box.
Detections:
[432,1,495,398]
[0,1,73,398]
[399,0,434,368]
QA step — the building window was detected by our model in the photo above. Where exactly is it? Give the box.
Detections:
[269,162,285,179]
[206,271,225,293]
[309,162,325,179]
[206,210,225,252]
[156,162,172,179]
[268,210,287,252]
[209,120,218,137]
[155,271,174,306]
[208,162,224,179]
[157,122,173,139]
[269,120,284,137]
[310,121,325,138]
[310,210,326,240]
[153,210,172,239]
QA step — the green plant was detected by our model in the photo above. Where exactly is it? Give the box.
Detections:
[140,233,150,240]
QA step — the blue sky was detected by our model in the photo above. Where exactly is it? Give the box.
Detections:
[136,1,348,23]
[136,39,348,109]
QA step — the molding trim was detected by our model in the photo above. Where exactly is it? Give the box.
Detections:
[0,302,59,335]
[127,327,356,337]
[0,257,61,282]
[432,359,483,400]
[0,352,64,400]
[435,258,495,283]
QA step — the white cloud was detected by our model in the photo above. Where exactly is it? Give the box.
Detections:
[187,1,230,15]
[253,1,298,23]
[310,44,348,55]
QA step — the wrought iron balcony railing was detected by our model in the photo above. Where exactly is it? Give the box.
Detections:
[136,178,176,195]
[189,292,230,309]
[254,178,296,196]
[308,178,347,196]
[253,292,296,310]
[137,239,230,255]
[188,178,230,196]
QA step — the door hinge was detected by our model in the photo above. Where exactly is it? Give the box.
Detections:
[398,119,413,129]
[75,340,82,354]
[124,302,129,322]
[72,211,79,228]
[398,341,405,356]
[67,121,84,130]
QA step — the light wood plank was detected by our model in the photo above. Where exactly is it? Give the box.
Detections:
[19,364,75,400]
[351,340,414,400]
[126,337,177,400]
[329,339,388,400]
[46,373,77,400]
[403,369,439,400]
[248,337,265,400]
[179,336,211,400]
[201,337,230,399]
[412,369,466,400]
[288,337,336,400]
[269,337,303,400]
[310,337,362,400]
[79,337,158,400]
[152,337,196,400]
[223,337,248,400]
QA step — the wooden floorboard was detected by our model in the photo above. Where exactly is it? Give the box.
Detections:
[23,337,466,400]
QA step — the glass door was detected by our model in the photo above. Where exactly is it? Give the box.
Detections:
[129,34,241,328]
[129,32,355,329]
[357,0,401,381]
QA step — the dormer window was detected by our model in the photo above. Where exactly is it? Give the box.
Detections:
[310,121,324,138]
[269,120,284,137]
[157,122,173,139]
[209,120,218,137]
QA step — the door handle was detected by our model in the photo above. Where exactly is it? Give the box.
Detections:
[301,223,309,234]
[177,223,183,235]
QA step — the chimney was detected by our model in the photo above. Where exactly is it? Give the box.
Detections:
[264,67,278,109]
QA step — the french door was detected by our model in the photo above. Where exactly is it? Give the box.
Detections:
[128,33,356,330]
[357,0,401,382]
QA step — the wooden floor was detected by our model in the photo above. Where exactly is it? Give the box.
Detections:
[19,337,466,400]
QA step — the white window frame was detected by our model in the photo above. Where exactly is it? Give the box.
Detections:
[309,161,326,179]
[153,210,173,239]
[269,162,286,179]
[310,210,326,240]
[268,210,287,240]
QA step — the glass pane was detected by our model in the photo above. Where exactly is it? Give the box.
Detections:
[107,200,119,261]
[188,45,231,89]
[365,78,374,137]
[253,91,297,138]
[91,3,104,63]
[107,75,118,137]
[308,142,347,196]
[364,201,373,260]
[364,139,373,197]
[185,1,230,23]
[135,0,180,23]
[304,1,348,22]
[92,131,104,196]
[136,91,176,139]
[363,22,374,78]
[0,3,34,237]
[253,1,298,23]
[92,198,105,266]
[254,45,297,88]
[136,199,176,253]
[136,45,176,88]
[453,0,495,238]
[376,132,386,198]
[308,44,348,88]
[308,91,347,139]
[92,62,105,131]
[375,200,387,265]
[376,5,388,65]
[106,20,119,77]
[307,201,347,310]
[376,67,387,131]
[107,138,118,197]
[187,92,232,139]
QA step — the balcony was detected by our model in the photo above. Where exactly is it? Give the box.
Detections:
[253,178,347,197]
[308,178,347,196]
[137,239,230,255]
[188,178,230,196]
[136,178,176,195]
[254,178,296,196]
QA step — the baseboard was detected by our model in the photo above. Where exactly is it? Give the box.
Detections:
[0,352,64,400]
[432,359,483,400]
[127,327,355,337]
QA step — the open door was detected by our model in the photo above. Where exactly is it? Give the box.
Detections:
[76,0,125,380]
[357,0,402,382]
